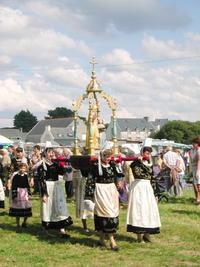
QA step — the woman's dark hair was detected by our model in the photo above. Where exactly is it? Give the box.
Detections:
[18,163,27,169]
[16,147,23,153]
[44,147,54,154]
[192,136,200,146]
[33,145,41,151]
[101,149,113,160]
[142,146,153,153]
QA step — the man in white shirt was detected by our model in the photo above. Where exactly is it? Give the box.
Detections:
[163,146,179,168]
[163,146,181,196]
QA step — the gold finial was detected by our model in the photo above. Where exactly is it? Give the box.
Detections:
[87,56,102,93]
[90,56,98,73]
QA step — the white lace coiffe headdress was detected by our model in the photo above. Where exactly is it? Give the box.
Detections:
[98,141,114,175]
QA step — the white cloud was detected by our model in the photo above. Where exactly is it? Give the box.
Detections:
[142,33,200,60]
[0,118,13,128]
[98,45,200,122]
[102,49,134,65]
[0,4,92,67]
[0,6,30,35]
[0,77,73,112]
[67,0,190,33]
[0,1,199,128]
[142,35,186,58]
[187,32,200,42]
[0,55,12,65]
[4,0,190,36]
[0,29,91,62]
[47,67,89,88]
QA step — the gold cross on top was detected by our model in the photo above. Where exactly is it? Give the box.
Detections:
[90,57,98,72]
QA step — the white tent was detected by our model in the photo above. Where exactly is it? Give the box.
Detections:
[0,135,13,145]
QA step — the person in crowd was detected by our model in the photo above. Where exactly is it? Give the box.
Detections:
[54,147,63,159]
[126,146,161,243]
[10,147,28,172]
[0,149,11,192]
[116,148,128,204]
[85,148,124,251]
[8,147,29,190]
[183,150,190,174]
[63,148,74,199]
[8,145,15,160]
[9,163,32,227]
[37,148,73,238]
[163,146,181,196]
[123,151,135,188]
[81,172,95,233]
[190,136,200,204]
[175,149,186,193]
[153,153,163,177]
[30,145,42,194]
[0,162,5,209]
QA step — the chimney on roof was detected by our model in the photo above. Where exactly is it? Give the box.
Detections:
[144,116,149,122]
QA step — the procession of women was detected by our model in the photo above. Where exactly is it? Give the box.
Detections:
[0,136,200,251]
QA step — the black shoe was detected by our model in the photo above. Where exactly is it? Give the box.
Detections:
[110,244,119,251]
[21,223,27,228]
[143,235,151,243]
[16,225,21,232]
[96,241,106,248]
[61,233,70,239]
[137,234,145,243]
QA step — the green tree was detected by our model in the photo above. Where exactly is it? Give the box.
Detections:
[47,107,74,118]
[153,120,200,144]
[14,110,38,132]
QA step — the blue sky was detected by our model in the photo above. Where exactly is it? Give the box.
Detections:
[0,0,200,127]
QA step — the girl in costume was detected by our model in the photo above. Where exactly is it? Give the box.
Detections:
[9,163,32,227]
[81,173,95,233]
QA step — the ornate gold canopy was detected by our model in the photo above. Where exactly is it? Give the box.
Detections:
[72,57,118,155]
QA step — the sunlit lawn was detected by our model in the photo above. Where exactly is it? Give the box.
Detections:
[0,188,200,267]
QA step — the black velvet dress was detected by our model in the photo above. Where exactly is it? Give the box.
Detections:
[37,161,73,229]
[90,161,124,233]
[9,172,32,217]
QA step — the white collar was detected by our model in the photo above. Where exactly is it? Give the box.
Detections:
[101,162,110,168]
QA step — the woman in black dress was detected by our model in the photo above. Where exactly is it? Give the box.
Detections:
[90,149,124,250]
[37,148,73,238]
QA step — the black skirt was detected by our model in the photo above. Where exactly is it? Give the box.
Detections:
[94,215,119,233]
[42,216,73,229]
[9,207,32,217]
[0,200,5,209]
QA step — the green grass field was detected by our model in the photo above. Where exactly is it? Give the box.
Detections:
[0,188,200,267]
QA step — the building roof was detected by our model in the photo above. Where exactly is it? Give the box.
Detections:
[25,117,74,143]
[116,118,159,131]
[106,117,169,141]
[28,118,74,135]
[0,128,26,140]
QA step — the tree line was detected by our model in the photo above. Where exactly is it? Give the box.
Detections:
[152,120,200,144]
